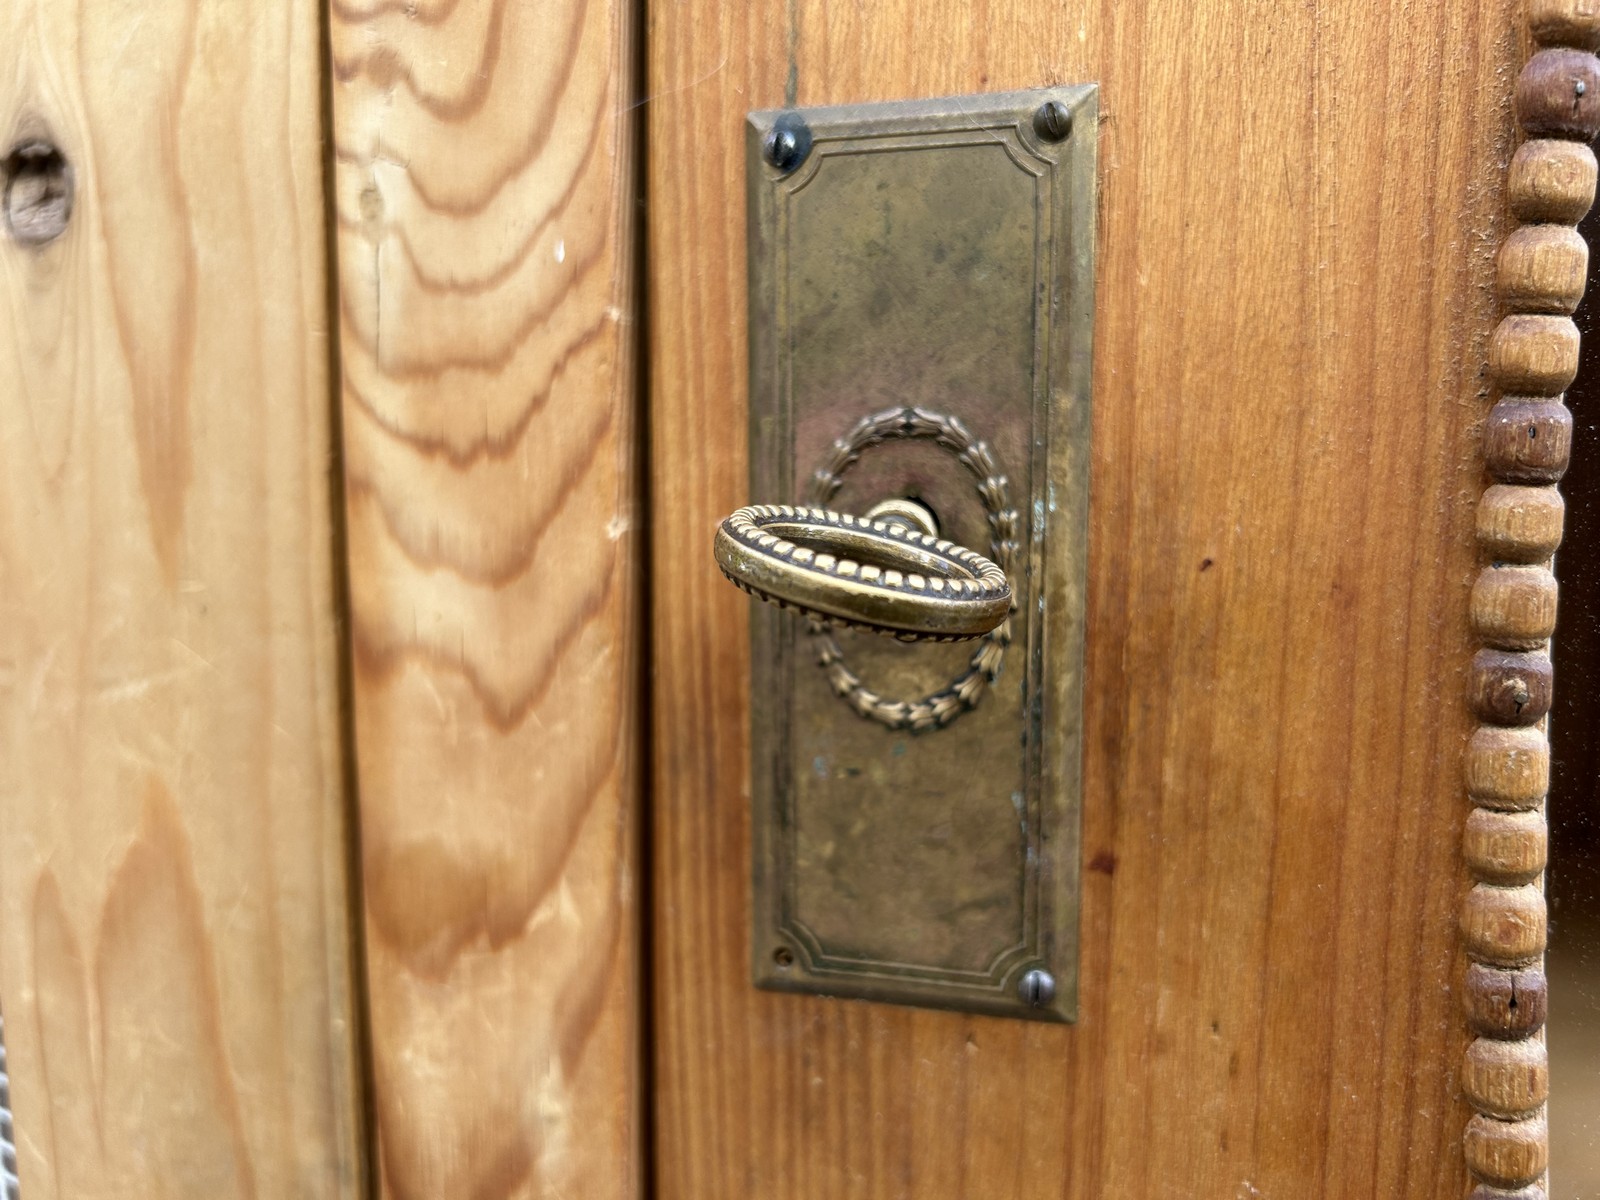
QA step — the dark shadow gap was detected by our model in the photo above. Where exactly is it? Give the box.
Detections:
[629,0,658,1195]
[1547,185,1600,1190]
[314,3,382,1195]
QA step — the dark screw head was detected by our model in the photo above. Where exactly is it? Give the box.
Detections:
[1032,101,1073,143]
[763,115,814,174]
[1019,968,1056,1008]
[763,113,812,175]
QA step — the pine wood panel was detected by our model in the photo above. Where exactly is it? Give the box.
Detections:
[326,0,643,1197]
[647,2,1517,1196]
[0,0,364,1195]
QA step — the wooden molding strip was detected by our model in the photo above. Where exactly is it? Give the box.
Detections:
[1463,2,1600,1193]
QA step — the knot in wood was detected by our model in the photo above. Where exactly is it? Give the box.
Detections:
[2,138,73,247]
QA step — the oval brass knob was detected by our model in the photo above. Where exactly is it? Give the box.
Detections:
[713,503,1012,641]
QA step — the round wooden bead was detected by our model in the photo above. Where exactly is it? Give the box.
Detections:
[1530,0,1600,50]
[1488,315,1580,396]
[1476,485,1564,562]
[1483,399,1573,485]
[1464,1113,1548,1189]
[1469,650,1553,725]
[1465,725,1550,811]
[1510,139,1598,224]
[1461,883,1547,966]
[1467,1187,1546,1200]
[1497,225,1588,313]
[1516,48,1600,140]
[1464,1037,1550,1118]
[1464,809,1548,885]
[1470,565,1558,649]
[1464,964,1548,1039]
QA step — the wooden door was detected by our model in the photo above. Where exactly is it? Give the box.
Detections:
[646,2,1574,1198]
[0,0,1590,1198]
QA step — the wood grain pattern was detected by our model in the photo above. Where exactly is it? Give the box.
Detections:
[1469,564,1560,648]
[1461,884,1548,966]
[325,0,643,1196]
[1478,483,1566,561]
[1467,725,1551,809]
[1465,1113,1550,1189]
[0,0,364,1195]
[1466,962,1550,1038]
[1489,314,1581,394]
[1462,808,1548,884]
[1482,400,1573,484]
[1463,1036,1549,1119]
[1516,48,1600,140]
[1532,0,1600,50]
[647,2,1517,1196]
[1497,224,1588,313]
[1509,138,1598,223]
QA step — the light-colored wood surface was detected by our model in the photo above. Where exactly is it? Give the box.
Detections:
[326,0,643,1196]
[0,0,364,1195]
[647,2,1517,1196]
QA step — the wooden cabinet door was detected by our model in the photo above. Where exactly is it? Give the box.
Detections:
[1,0,1587,1197]
[645,2,1569,1198]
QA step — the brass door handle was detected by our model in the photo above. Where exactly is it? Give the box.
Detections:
[713,503,1012,641]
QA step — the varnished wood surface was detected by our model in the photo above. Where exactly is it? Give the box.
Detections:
[0,0,364,1194]
[326,0,643,1196]
[647,2,1518,1196]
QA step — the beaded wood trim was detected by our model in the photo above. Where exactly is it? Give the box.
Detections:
[1462,3,1600,1194]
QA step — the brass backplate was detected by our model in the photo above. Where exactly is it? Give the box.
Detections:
[746,86,1096,1022]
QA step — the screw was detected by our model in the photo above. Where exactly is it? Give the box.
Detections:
[763,115,812,174]
[1579,80,1589,98]
[1019,968,1056,1008]
[764,127,800,171]
[1032,100,1073,143]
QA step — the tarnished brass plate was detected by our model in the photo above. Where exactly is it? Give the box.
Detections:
[745,87,1096,1022]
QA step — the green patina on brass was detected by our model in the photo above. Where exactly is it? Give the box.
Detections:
[745,86,1097,1022]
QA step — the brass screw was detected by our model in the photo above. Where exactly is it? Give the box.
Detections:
[1032,101,1073,143]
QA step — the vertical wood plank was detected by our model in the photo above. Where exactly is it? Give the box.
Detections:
[325,0,643,1196]
[0,1,365,1196]
[647,1,1516,1196]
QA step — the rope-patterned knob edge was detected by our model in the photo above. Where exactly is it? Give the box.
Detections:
[715,504,1011,642]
